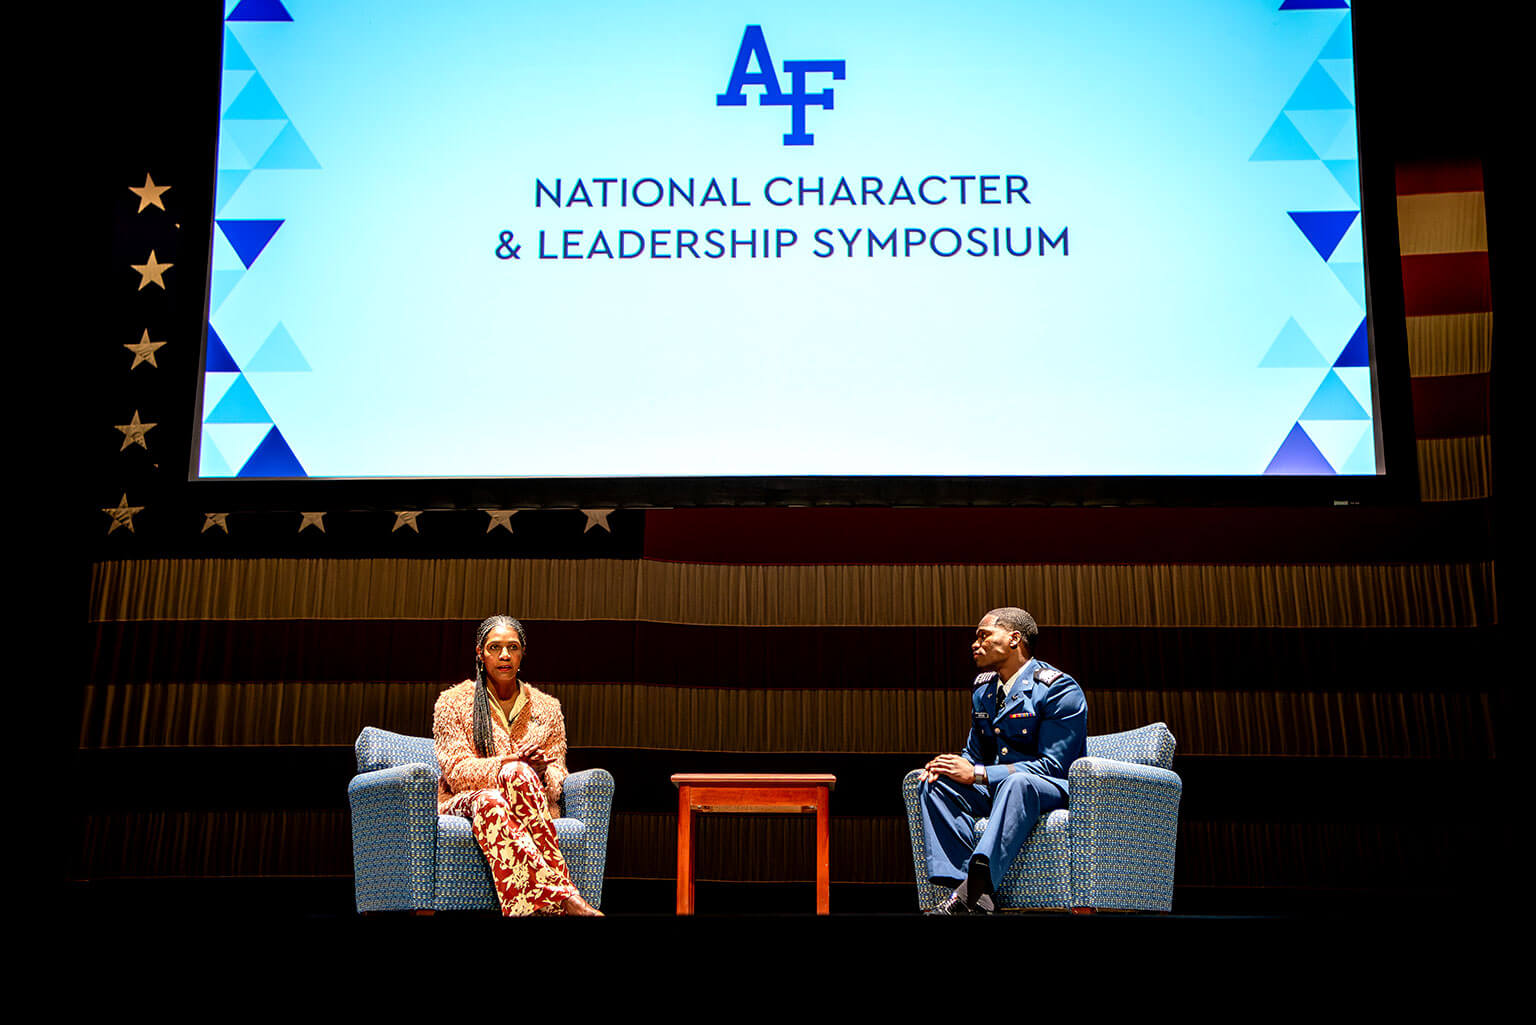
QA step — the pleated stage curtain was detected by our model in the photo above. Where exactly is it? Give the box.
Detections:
[76,158,1501,904]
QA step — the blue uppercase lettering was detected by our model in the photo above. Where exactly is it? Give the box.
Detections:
[633,178,663,207]
[619,231,644,258]
[918,176,946,204]
[765,177,792,206]
[861,176,885,205]
[701,179,727,206]
[717,25,782,106]
[888,177,915,204]
[719,27,846,146]
[588,231,613,259]
[978,175,1000,204]
[829,177,856,205]
[838,228,861,256]
[813,228,834,257]
[951,175,974,203]
[930,228,962,257]
[764,59,846,145]
[1007,175,1029,203]
[869,228,898,256]
[668,179,694,206]
[567,180,592,207]
[1039,226,1068,255]
[563,229,583,258]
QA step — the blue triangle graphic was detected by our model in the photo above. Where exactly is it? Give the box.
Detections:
[224,119,286,166]
[206,326,241,372]
[1259,318,1329,368]
[1284,63,1353,110]
[205,374,272,423]
[1323,159,1360,203]
[228,0,293,21]
[1318,60,1356,105]
[217,219,284,268]
[1334,319,1368,367]
[246,323,312,371]
[1320,19,1353,58]
[215,170,250,212]
[239,426,307,477]
[1285,110,1353,156]
[1265,423,1336,475]
[211,269,244,311]
[1339,430,1377,475]
[255,122,321,170]
[1300,370,1368,420]
[222,27,255,70]
[1279,0,1348,9]
[199,428,235,478]
[1288,210,1358,260]
[223,73,288,120]
[1250,114,1317,161]
[1330,261,1366,308]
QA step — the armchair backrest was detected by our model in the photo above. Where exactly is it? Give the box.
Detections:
[355,726,439,775]
[1084,722,1176,770]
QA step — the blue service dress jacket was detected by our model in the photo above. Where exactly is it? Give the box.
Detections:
[963,658,1087,786]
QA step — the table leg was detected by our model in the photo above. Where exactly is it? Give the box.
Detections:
[814,786,830,915]
[676,784,695,915]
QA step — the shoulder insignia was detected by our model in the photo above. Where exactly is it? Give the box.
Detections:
[1034,666,1064,685]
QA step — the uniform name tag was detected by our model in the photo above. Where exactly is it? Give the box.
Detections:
[973,711,991,719]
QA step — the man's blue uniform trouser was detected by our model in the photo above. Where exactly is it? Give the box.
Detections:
[919,771,1069,891]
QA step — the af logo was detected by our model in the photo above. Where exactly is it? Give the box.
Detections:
[716,25,846,146]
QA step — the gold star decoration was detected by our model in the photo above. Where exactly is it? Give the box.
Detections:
[581,508,614,534]
[484,509,519,534]
[299,511,327,533]
[103,494,144,534]
[125,329,167,369]
[131,250,172,290]
[115,411,157,451]
[202,512,230,534]
[392,511,422,533]
[129,173,171,213]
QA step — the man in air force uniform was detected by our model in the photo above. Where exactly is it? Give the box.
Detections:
[918,607,1087,914]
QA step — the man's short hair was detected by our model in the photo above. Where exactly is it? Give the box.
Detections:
[987,607,1038,653]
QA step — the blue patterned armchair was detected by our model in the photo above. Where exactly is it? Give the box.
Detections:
[348,726,615,913]
[902,722,1181,912]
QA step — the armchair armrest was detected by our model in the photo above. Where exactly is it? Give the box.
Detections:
[1067,756,1182,911]
[347,762,439,912]
[557,768,615,909]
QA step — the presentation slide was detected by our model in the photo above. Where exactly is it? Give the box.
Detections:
[197,0,1376,479]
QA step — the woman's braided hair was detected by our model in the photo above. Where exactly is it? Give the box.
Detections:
[470,614,528,757]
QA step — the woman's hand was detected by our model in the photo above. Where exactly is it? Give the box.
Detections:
[508,738,550,767]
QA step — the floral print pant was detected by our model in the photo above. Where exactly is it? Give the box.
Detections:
[443,761,579,916]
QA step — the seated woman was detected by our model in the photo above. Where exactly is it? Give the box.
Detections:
[434,614,601,916]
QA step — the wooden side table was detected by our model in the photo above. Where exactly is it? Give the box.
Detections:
[671,773,837,915]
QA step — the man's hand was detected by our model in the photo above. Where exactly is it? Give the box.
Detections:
[920,753,981,785]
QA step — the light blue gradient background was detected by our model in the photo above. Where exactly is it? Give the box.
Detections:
[207,0,1368,478]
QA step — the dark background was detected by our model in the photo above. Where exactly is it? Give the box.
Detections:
[53,1,1508,923]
